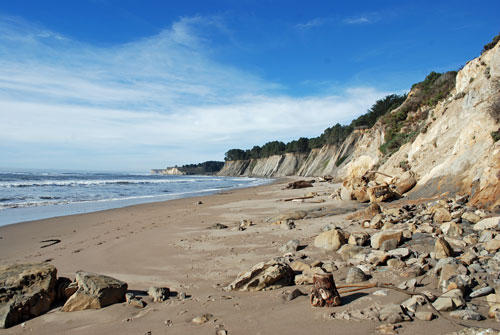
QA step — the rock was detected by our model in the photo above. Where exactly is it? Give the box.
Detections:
[401,295,425,313]
[370,214,384,229]
[445,328,499,335]
[61,271,127,312]
[375,323,401,334]
[314,229,346,251]
[486,293,500,318]
[348,232,370,246]
[224,260,294,291]
[337,244,365,261]
[147,286,170,302]
[0,263,57,329]
[434,237,454,259]
[415,311,434,321]
[462,212,481,223]
[290,261,311,272]
[192,313,213,325]
[346,267,369,284]
[210,223,228,229]
[279,220,296,230]
[469,286,494,298]
[459,251,478,265]
[266,210,308,223]
[394,171,417,195]
[441,221,463,238]
[126,294,146,308]
[295,267,326,285]
[281,288,305,302]
[279,239,300,253]
[379,303,408,323]
[400,266,424,278]
[473,217,500,231]
[432,289,465,311]
[433,208,452,223]
[397,279,417,291]
[387,248,410,258]
[370,231,403,249]
[450,309,483,321]
[485,239,500,253]
[340,186,353,201]
[380,239,399,251]
[368,184,397,203]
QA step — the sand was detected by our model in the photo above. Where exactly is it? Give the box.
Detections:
[0,179,496,334]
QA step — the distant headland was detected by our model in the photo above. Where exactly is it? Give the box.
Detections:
[151,161,224,175]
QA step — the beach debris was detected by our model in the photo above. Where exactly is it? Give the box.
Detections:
[278,220,296,230]
[148,286,170,302]
[313,229,346,251]
[192,313,213,325]
[40,239,61,248]
[284,195,314,202]
[280,288,306,302]
[223,259,294,292]
[238,219,253,231]
[310,273,342,307]
[210,223,228,230]
[266,210,309,223]
[215,324,228,335]
[0,263,57,329]
[61,271,128,312]
[319,175,334,182]
[284,180,315,189]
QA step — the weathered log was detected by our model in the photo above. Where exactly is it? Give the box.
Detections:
[285,180,315,189]
[283,196,314,202]
[310,273,341,307]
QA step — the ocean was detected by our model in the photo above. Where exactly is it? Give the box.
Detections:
[0,171,269,226]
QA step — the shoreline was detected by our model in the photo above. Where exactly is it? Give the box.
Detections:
[0,178,497,334]
[0,175,275,228]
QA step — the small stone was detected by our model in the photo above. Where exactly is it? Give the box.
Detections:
[192,313,213,325]
[178,292,187,300]
[379,304,408,323]
[432,289,465,311]
[380,239,399,251]
[387,248,410,258]
[346,267,369,284]
[348,232,370,246]
[282,289,305,302]
[375,323,400,334]
[279,239,300,253]
[469,287,494,298]
[462,212,481,223]
[485,239,500,253]
[373,289,388,296]
[400,266,424,278]
[434,237,454,259]
[450,309,483,321]
[415,311,434,321]
[441,221,463,238]
[337,244,366,261]
[148,286,170,302]
[370,214,384,229]
[370,231,403,250]
[433,208,452,223]
[211,223,228,229]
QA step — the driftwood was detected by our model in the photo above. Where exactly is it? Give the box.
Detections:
[40,239,61,248]
[310,274,341,307]
[285,180,315,189]
[366,171,393,179]
[284,196,314,202]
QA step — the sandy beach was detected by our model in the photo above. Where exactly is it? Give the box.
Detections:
[0,179,498,335]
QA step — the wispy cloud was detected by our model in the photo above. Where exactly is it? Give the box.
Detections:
[295,18,326,30]
[343,13,380,25]
[0,15,390,170]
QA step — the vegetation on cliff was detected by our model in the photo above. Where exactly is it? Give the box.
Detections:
[177,161,225,175]
[224,94,406,161]
[379,71,457,156]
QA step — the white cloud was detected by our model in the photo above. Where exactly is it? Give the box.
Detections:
[343,14,379,25]
[0,15,390,170]
[295,18,326,30]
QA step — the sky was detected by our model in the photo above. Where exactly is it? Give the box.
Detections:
[0,1,498,172]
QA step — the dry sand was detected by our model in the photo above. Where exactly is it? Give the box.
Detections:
[0,179,496,334]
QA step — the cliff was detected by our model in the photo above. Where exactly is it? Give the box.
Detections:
[151,167,186,175]
[218,39,500,209]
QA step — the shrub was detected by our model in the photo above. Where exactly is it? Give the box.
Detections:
[482,32,500,54]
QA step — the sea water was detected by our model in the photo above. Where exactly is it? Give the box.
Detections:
[0,171,269,226]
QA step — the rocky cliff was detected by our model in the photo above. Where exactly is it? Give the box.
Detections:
[218,39,500,209]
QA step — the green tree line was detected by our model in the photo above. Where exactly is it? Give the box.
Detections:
[224,93,406,161]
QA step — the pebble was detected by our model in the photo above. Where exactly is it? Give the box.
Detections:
[192,313,213,325]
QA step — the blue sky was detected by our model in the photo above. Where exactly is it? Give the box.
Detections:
[0,1,498,172]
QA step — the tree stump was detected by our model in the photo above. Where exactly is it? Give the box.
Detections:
[310,273,342,307]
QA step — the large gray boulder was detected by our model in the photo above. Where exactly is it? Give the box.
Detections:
[223,259,294,291]
[61,271,127,312]
[0,263,57,328]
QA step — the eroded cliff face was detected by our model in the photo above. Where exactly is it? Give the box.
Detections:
[218,41,500,208]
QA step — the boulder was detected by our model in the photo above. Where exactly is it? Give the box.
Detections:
[485,239,500,253]
[434,237,454,259]
[433,208,452,223]
[462,212,481,223]
[0,263,57,328]
[486,293,500,318]
[348,232,370,246]
[61,271,127,312]
[314,229,346,251]
[370,230,403,249]
[367,184,397,203]
[432,289,465,311]
[337,244,366,261]
[441,221,463,238]
[224,260,294,291]
[394,171,417,195]
[346,267,369,284]
[473,217,500,231]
